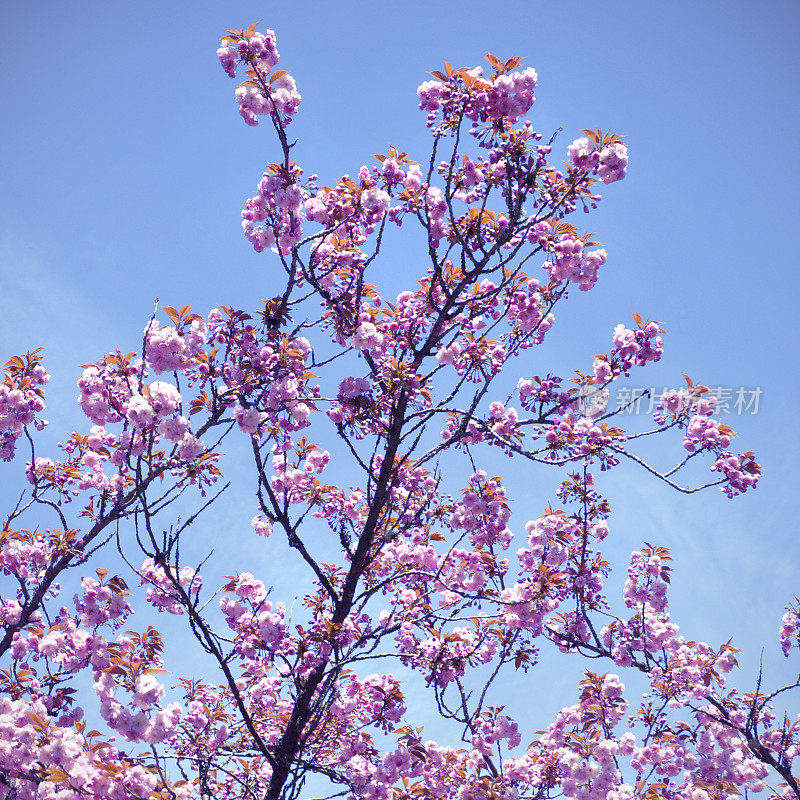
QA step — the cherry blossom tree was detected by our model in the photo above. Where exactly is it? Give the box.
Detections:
[0,22,797,800]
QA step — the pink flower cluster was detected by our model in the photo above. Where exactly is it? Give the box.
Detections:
[308,167,392,237]
[780,601,800,656]
[328,376,376,435]
[654,386,718,423]
[471,708,521,755]
[140,558,202,615]
[144,317,207,374]
[36,613,114,676]
[74,575,131,629]
[506,278,555,338]
[506,674,631,798]
[218,28,301,125]
[472,67,538,122]
[541,414,621,466]
[351,319,384,352]
[600,550,739,702]
[711,451,761,497]
[683,414,732,452]
[218,30,279,79]
[517,374,570,410]
[486,400,521,442]
[500,515,580,633]
[417,64,538,127]
[338,734,491,800]
[568,136,629,184]
[0,527,75,587]
[269,444,331,505]
[219,572,294,661]
[77,361,138,426]
[242,163,305,253]
[545,236,608,291]
[396,620,497,687]
[95,669,182,744]
[0,353,49,461]
[593,320,663,383]
[236,74,301,127]
[610,320,664,370]
[203,309,318,437]
[330,673,406,734]
[425,185,448,246]
[73,346,210,486]
[0,694,169,799]
[449,470,513,549]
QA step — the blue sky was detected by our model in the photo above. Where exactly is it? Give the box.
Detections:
[1,0,798,730]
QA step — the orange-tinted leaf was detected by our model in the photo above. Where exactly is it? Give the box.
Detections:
[162,306,180,325]
[485,53,504,71]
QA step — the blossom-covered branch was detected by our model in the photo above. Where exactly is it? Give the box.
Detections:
[0,22,791,800]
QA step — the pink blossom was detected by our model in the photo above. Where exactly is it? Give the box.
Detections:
[125,394,155,429]
[598,142,628,183]
[352,321,382,351]
[148,381,182,416]
[235,405,264,435]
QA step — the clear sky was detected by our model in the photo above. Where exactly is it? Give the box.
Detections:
[1,0,798,727]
